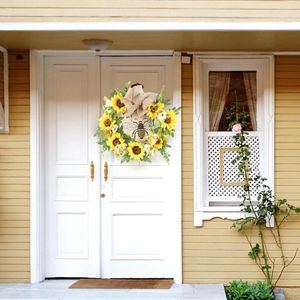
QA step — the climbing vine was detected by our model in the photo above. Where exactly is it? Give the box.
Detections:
[229,107,300,288]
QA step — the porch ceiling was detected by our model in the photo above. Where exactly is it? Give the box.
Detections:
[1,31,300,51]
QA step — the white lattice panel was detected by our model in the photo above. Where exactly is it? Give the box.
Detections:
[207,134,260,198]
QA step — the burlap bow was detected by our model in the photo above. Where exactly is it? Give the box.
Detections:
[123,84,157,118]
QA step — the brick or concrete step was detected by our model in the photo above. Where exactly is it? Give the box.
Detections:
[0,280,227,300]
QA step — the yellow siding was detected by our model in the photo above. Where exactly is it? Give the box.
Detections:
[182,57,300,288]
[0,50,30,283]
[0,1,300,22]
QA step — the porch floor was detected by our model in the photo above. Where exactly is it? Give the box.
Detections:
[0,279,227,300]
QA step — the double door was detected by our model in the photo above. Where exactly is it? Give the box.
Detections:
[44,55,180,279]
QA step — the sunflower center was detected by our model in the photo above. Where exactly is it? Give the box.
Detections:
[150,105,158,113]
[156,139,161,145]
[116,99,125,108]
[132,146,141,155]
[104,119,111,127]
[113,138,121,146]
[165,117,171,124]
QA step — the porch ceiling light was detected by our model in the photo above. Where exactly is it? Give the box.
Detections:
[82,39,113,51]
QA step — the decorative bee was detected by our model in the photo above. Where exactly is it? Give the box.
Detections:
[132,120,149,140]
[123,117,149,141]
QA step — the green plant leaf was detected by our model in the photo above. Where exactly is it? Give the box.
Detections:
[248,243,261,259]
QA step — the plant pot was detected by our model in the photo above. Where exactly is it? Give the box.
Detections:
[274,288,285,300]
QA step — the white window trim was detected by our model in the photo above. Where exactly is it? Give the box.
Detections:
[193,55,274,227]
[0,46,9,133]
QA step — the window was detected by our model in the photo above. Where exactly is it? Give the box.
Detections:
[209,71,257,132]
[193,56,274,226]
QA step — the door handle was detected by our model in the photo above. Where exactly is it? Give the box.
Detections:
[90,161,94,181]
[104,161,108,182]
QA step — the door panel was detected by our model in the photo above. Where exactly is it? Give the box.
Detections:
[100,57,180,278]
[44,56,100,278]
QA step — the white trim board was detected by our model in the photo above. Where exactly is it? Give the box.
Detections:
[30,50,182,284]
[0,46,9,133]
[28,50,175,57]
[172,52,182,284]
[186,51,300,56]
[30,50,45,283]
[3,22,300,31]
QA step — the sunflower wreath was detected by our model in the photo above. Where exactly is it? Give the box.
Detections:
[96,82,180,163]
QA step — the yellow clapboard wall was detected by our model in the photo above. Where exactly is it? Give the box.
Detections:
[182,57,300,288]
[0,1,300,22]
[0,50,30,283]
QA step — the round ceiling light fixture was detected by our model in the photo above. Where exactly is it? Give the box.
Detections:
[82,39,113,51]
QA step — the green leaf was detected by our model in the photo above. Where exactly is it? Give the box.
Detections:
[278,199,287,206]
[261,265,272,271]
[248,243,261,259]
[225,281,274,300]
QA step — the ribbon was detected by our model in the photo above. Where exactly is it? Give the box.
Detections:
[123,84,157,118]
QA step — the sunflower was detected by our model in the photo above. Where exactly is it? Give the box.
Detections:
[161,110,177,130]
[148,134,163,149]
[127,142,145,160]
[111,94,127,114]
[99,114,115,131]
[147,102,164,119]
[106,132,125,151]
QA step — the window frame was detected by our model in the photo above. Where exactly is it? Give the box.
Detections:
[193,55,274,226]
[0,46,9,133]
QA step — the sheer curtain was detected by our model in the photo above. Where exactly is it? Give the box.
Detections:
[243,71,257,131]
[0,101,4,130]
[209,72,231,131]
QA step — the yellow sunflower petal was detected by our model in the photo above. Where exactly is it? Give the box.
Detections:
[127,142,145,160]
[106,132,125,150]
[148,134,163,149]
[161,110,177,130]
[147,102,164,119]
[111,94,127,114]
[99,114,115,131]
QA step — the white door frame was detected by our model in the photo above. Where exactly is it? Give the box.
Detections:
[30,50,182,284]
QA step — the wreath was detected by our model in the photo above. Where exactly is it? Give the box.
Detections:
[96,82,180,163]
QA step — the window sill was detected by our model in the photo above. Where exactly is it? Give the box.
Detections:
[194,208,248,227]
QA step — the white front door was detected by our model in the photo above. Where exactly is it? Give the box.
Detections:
[100,57,181,279]
[43,54,181,280]
[44,56,100,277]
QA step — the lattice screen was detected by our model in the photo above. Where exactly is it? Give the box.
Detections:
[207,135,260,198]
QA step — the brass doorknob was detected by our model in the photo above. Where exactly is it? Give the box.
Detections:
[104,162,108,181]
[90,161,94,181]
[100,193,106,198]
